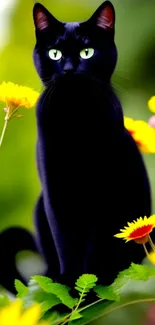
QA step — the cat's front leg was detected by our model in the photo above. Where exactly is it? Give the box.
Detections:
[34,195,85,285]
[34,194,60,279]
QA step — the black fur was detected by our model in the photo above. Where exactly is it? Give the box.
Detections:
[0,1,151,293]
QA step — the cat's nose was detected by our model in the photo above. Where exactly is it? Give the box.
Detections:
[63,61,74,74]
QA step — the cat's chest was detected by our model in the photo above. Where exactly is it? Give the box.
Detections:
[39,88,123,181]
[37,80,124,217]
[37,122,125,230]
[44,102,116,172]
[39,113,123,199]
[39,128,123,227]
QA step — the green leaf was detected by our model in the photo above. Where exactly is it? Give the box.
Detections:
[69,266,155,325]
[0,294,10,308]
[34,291,61,313]
[75,274,98,294]
[74,287,85,294]
[94,285,120,302]
[42,310,64,322]
[14,279,28,298]
[20,279,40,308]
[70,277,155,325]
[72,274,98,314]
[21,279,61,313]
[69,311,83,321]
[112,263,155,295]
[32,275,53,288]
[70,300,113,325]
[32,276,77,309]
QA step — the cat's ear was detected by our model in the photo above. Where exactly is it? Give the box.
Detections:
[33,3,60,32]
[89,1,115,31]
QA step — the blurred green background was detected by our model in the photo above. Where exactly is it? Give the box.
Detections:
[0,0,155,324]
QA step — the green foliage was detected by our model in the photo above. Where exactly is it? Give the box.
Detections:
[9,265,155,324]
[0,294,10,309]
[32,275,54,287]
[94,285,119,302]
[34,291,61,313]
[70,311,83,321]
[75,274,98,295]
[15,278,61,312]
[15,279,28,298]
[33,275,77,309]
[69,274,98,321]
[42,310,67,323]
[1,263,155,324]
[111,263,155,295]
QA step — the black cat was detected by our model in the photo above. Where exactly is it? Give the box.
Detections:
[0,1,151,293]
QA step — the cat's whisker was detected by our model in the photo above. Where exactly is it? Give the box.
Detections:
[41,77,51,83]
[41,77,55,86]
[42,76,62,104]
[91,72,127,97]
[40,73,61,88]
[39,81,56,110]
[112,81,129,96]
[114,73,130,82]
[91,74,123,118]
[114,67,132,76]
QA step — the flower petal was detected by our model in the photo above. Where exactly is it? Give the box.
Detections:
[148,96,155,113]
[114,215,155,242]
[0,300,22,325]
[19,304,42,325]
[124,116,155,153]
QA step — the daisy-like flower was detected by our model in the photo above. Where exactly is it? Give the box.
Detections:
[0,81,40,147]
[114,215,155,263]
[124,116,155,153]
[0,299,48,325]
[148,96,155,113]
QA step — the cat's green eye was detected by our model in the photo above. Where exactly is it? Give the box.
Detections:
[48,49,62,60]
[80,48,94,59]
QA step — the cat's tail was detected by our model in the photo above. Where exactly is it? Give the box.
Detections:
[0,227,38,294]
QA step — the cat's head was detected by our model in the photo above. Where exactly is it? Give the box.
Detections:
[33,1,117,86]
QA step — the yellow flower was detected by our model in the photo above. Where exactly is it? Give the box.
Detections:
[0,81,40,110]
[0,299,48,325]
[114,215,155,266]
[148,96,155,113]
[0,81,40,147]
[124,116,155,153]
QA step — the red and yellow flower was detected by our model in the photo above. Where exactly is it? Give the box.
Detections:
[114,215,155,263]
[114,215,155,243]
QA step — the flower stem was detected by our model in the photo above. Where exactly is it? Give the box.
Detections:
[143,243,155,264]
[0,118,8,147]
[143,243,150,258]
[148,235,155,251]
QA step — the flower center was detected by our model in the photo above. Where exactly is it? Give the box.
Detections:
[129,224,153,241]
[135,234,149,244]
